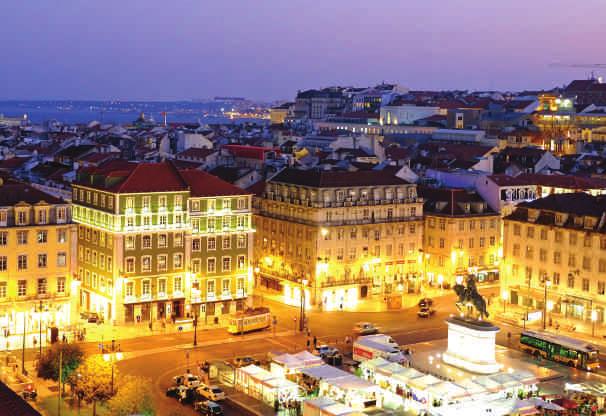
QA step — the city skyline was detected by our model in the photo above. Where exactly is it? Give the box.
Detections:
[1,0,605,101]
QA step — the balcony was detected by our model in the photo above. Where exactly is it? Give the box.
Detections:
[319,277,373,288]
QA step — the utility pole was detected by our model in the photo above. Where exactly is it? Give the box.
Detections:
[21,314,27,375]
[193,313,198,347]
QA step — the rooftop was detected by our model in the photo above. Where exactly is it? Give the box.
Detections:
[269,167,410,188]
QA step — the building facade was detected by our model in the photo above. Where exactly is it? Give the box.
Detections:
[0,178,76,339]
[501,193,606,326]
[72,161,253,325]
[254,168,424,310]
[420,188,501,287]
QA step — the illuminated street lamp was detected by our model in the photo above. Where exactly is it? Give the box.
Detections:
[542,277,551,330]
[591,310,598,337]
[103,341,123,395]
[501,290,508,314]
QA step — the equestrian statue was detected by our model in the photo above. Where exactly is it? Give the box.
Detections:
[453,275,489,319]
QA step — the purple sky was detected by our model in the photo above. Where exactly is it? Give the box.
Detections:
[1,0,605,101]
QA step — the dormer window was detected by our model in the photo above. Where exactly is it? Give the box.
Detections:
[16,210,28,226]
[126,198,135,211]
[175,195,183,211]
[37,209,47,225]
[0,210,7,226]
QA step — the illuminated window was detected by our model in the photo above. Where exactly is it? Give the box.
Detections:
[173,276,182,292]
[18,280,26,296]
[142,280,151,296]
[158,234,167,248]
[237,234,247,248]
[159,215,167,226]
[125,257,135,273]
[173,253,183,269]
[192,239,201,251]
[142,256,152,272]
[207,279,215,295]
[159,196,167,209]
[158,278,166,295]
[237,216,246,228]
[37,278,47,295]
[0,282,6,298]
[208,199,216,211]
[223,216,231,229]
[17,255,27,270]
[191,200,200,211]
[17,231,28,245]
[207,258,216,273]
[125,282,134,297]
[157,255,167,272]
[237,255,245,270]
[0,256,6,271]
[222,236,231,250]
[208,237,216,250]
[126,198,134,210]
[222,256,231,272]
[237,198,246,210]
[38,254,47,268]
[222,279,230,294]
[142,235,152,249]
[174,233,183,247]
[126,235,135,250]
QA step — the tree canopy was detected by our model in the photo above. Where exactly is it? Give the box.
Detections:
[37,343,84,383]
[107,375,155,416]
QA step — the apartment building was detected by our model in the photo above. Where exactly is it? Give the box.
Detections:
[0,177,76,337]
[254,168,424,310]
[502,193,606,325]
[420,187,501,287]
[72,161,253,325]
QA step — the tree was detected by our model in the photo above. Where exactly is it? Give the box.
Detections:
[37,343,84,392]
[69,355,115,416]
[107,375,155,416]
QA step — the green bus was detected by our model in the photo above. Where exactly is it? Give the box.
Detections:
[520,330,600,371]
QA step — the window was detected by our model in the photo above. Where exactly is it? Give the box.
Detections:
[159,215,167,226]
[599,281,606,296]
[126,235,135,250]
[57,229,67,243]
[600,259,606,273]
[17,231,28,245]
[584,236,592,248]
[222,257,231,272]
[192,239,201,251]
[513,224,521,236]
[567,274,575,289]
[582,278,590,292]
[192,259,201,273]
[237,255,245,270]
[107,256,112,271]
[38,254,47,268]
[583,257,591,271]
[17,211,27,225]
[18,255,27,270]
[540,229,547,240]
[126,257,135,273]
[222,279,230,294]
[37,210,47,224]
[125,197,134,210]
[0,282,5,298]
[237,198,246,210]
[513,244,520,256]
[158,279,167,296]
[409,224,415,234]
[143,216,151,227]
[223,216,231,229]
[142,280,151,296]
[142,256,152,272]
[175,195,182,209]
[0,210,6,226]
[37,278,47,295]
[237,234,247,248]
[159,196,167,209]
[207,280,216,295]
[174,214,182,225]
[553,272,560,286]
[174,233,183,247]
[157,255,167,272]
[555,231,563,242]
[539,249,547,262]
[554,251,561,264]
[526,226,534,238]
[142,235,152,249]
[191,200,200,211]
[223,198,232,210]
[568,254,576,268]
[0,232,6,245]
[108,196,114,209]
[569,233,577,246]
[208,218,216,232]
[237,216,246,228]
[142,196,151,211]
[125,282,134,297]
[207,258,216,273]
[18,280,26,296]
[57,276,65,293]
[173,253,183,269]
[173,276,182,293]
[208,199,216,211]
[208,237,216,250]
[222,236,231,250]
[158,234,167,248]
[0,256,6,271]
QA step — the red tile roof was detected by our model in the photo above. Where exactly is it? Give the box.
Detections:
[175,147,217,159]
[223,145,278,161]
[178,169,249,197]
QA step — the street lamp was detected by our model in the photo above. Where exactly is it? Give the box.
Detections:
[542,278,551,330]
[501,290,508,314]
[193,310,198,346]
[591,310,598,337]
[103,340,123,395]
[299,279,308,332]
[35,300,44,358]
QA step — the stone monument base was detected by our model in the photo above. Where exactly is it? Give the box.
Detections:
[442,316,500,374]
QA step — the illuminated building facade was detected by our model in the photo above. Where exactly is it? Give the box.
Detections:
[420,187,501,287]
[72,161,253,325]
[254,168,423,310]
[501,193,606,325]
[0,178,76,337]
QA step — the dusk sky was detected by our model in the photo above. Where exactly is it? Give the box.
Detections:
[1,0,605,101]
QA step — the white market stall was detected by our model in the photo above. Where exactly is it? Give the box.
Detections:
[319,374,380,410]
[235,365,301,406]
[359,357,391,382]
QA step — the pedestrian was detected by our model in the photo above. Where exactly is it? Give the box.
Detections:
[148,321,153,331]
[33,336,37,348]
[306,339,311,350]
[313,336,317,349]
[62,334,67,343]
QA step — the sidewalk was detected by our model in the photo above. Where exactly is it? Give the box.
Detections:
[490,301,606,351]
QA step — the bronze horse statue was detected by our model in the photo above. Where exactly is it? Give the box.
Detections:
[453,275,489,319]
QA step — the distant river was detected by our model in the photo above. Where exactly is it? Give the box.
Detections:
[0,100,267,125]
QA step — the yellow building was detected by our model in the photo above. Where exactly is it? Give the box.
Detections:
[254,168,424,310]
[420,187,501,287]
[0,178,76,341]
[502,193,606,326]
[270,103,291,125]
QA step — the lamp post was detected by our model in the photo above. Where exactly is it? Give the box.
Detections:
[299,279,308,332]
[193,310,198,347]
[21,312,27,375]
[103,340,123,395]
[542,278,551,330]
[591,310,598,337]
[36,300,44,358]
[501,290,508,314]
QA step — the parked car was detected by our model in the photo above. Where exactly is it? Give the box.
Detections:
[315,345,339,358]
[353,322,378,335]
[197,384,226,401]
[233,356,259,367]
[166,385,188,399]
[195,400,224,415]
[80,312,104,324]
[418,298,434,308]
[417,307,436,318]
[173,374,201,388]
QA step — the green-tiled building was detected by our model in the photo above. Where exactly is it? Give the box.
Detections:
[72,161,253,325]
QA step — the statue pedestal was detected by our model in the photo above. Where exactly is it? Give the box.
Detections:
[442,316,500,374]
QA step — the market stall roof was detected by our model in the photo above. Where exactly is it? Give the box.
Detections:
[507,369,538,385]
[391,367,425,383]
[360,357,391,372]
[472,375,505,392]
[273,353,303,368]
[375,362,407,377]
[487,372,522,389]
[292,350,324,367]
[426,381,469,400]
[301,365,350,381]
[565,381,606,397]
[322,403,356,416]
[407,374,442,391]
[515,398,565,412]
[265,377,300,391]
[323,375,378,392]
[238,365,274,382]
[455,378,487,396]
